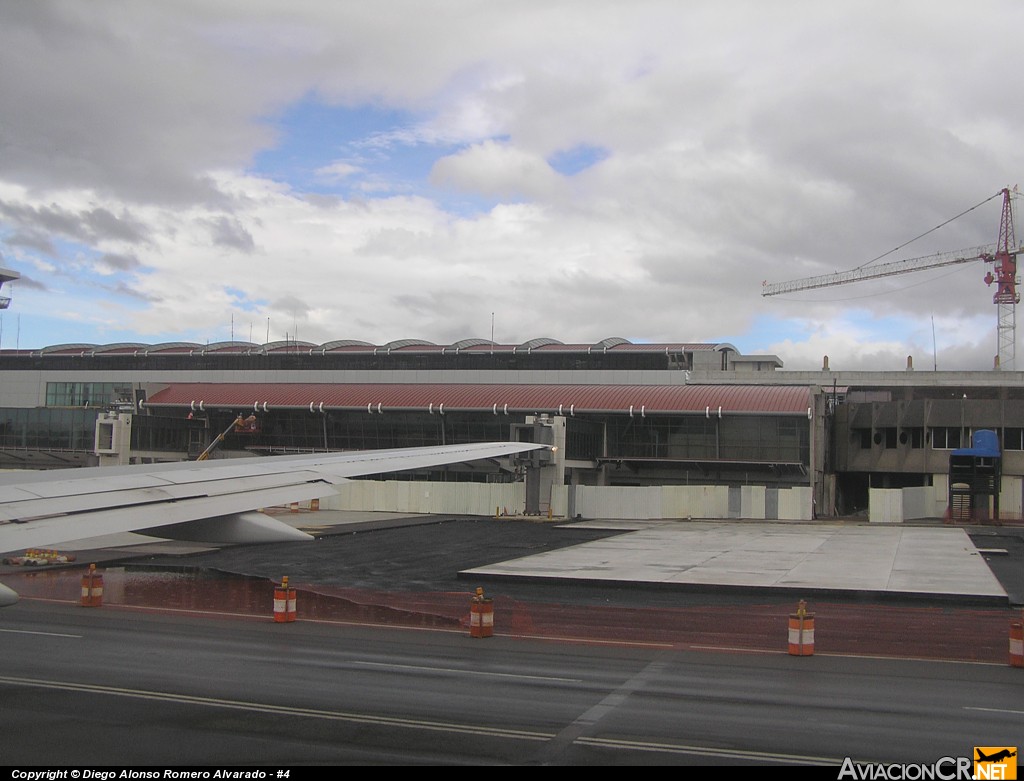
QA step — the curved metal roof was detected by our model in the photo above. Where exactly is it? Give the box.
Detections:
[461,342,516,352]
[40,343,100,354]
[321,340,374,351]
[91,343,149,354]
[145,383,811,415]
[595,337,631,350]
[450,338,494,350]
[383,339,437,350]
[518,337,563,351]
[145,342,204,353]
[263,340,317,352]
[204,341,261,353]
[22,337,744,357]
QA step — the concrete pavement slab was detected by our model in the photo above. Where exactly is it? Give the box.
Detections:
[461,521,1007,602]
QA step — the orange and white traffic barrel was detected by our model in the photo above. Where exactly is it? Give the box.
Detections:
[469,587,494,638]
[1010,621,1023,668]
[80,563,103,608]
[274,576,297,623]
[788,599,814,656]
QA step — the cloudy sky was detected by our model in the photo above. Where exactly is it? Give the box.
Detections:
[1,1,1022,370]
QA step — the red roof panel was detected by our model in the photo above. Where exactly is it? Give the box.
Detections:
[145,383,811,415]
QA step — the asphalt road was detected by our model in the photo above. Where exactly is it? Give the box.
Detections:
[1,600,1020,767]
[5,517,1024,767]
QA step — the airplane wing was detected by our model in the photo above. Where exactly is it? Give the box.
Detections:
[0,441,544,554]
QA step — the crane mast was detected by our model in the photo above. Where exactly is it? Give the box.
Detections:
[985,189,1018,368]
[762,188,1021,369]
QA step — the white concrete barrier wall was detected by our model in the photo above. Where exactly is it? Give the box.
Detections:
[929,474,949,518]
[900,486,934,520]
[778,486,812,520]
[741,485,767,520]
[320,478,1021,522]
[574,486,663,520]
[550,485,568,517]
[574,484,807,520]
[661,486,730,519]
[869,488,903,523]
[865,478,1020,523]
[323,480,811,520]
[1001,476,1023,519]
[323,480,526,516]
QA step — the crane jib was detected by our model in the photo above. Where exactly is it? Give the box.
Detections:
[760,245,999,297]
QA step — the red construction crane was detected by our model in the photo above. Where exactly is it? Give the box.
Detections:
[762,187,1021,369]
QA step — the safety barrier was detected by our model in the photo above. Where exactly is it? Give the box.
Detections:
[788,599,814,656]
[1011,620,1023,668]
[80,564,103,607]
[469,587,494,638]
[273,576,297,623]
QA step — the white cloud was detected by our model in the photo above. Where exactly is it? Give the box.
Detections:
[2,1,1023,367]
[314,162,362,182]
[430,141,565,200]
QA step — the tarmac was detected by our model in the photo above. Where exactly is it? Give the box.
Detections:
[31,509,1017,606]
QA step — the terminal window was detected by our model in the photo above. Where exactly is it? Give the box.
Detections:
[930,427,966,449]
[46,382,133,407]
[1003,428,1024,450]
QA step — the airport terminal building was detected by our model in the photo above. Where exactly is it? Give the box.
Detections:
[1,337,1021,522]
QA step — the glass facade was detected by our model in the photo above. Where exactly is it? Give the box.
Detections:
[46,382,134,408]
[0,407,99,450]
[604,415,807,463]
[197,410,810,467]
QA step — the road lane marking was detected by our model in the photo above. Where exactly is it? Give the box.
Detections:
[576,735,843,765]
[0,674,863,764]
[0,675,552,742]
[0,628,82,638]
[351,660,581,682]
[966,706,1024,716]
[690,644,1005,665]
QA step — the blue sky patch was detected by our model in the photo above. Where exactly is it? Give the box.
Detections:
[716,314,811,351]
[223,286,265,312]
[250,97,508,219]
[253,99,447,196]
[547,144,610,176]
